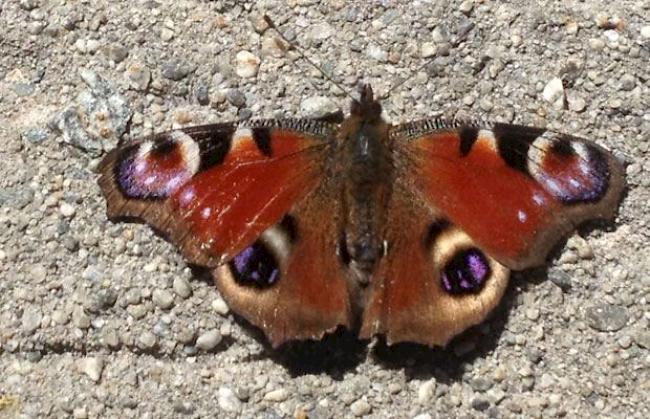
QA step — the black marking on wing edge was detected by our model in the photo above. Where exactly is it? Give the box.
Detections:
[196,127,235,170]
[459,126,479,156]
[424,219,452,250]
[493,123,546,174]
[252,127,273,157]
[279,215,299,244]
[152,138,176,155]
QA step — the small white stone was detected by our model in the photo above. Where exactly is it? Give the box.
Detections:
[160,27,174,42]
[263,388,289,402]
[459,0,474,15]
[567,93,586,112]
[76,357,104,382]
[173,277,192,299]
[74,38,87,53]
[413,415,433,419]
[195,329,222,350]
[417,378,436,404]
[59,202,76,217]
[542,77,565,109]
[604,29,619,43]
[300,96,339,119]
[73,407,88,419]
[152,289,174,309]
[367,44,388,62]
[211,296,230,316]
[421,42,437,58]
[235,51,261,78]
[641,26,650,39]
[218,387,241,412]
[350,398,372,416]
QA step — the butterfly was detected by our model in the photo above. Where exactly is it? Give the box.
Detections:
[98,84,624,348]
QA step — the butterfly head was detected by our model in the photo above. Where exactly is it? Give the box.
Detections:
[350,84,383,122]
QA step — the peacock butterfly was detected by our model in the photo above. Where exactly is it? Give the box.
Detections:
[97,82,624,348]
[98,16,624,348]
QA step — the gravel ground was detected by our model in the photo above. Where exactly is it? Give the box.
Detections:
[1,1,649,418]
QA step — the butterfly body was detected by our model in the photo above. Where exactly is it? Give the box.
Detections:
[99,84,624,348]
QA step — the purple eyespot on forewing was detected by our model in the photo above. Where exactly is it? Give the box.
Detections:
[116,149,192,199]
[538,145,609,204]
[230,242,279,288]
[441,248,491,295]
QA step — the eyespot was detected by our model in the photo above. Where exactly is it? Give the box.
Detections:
[229,242,279,288]
[441,248,491,295]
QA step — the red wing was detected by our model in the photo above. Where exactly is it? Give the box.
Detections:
[359,190,510,346]
[392,121,625,269]
[98,121,331,267]
[213,180,353,347]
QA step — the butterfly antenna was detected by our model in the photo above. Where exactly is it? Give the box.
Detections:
[386,22,475,96]
[263,15,357,102]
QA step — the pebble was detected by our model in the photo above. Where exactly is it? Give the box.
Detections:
[542,77,565,109]
[350,398,371,416]
[470,377,493,392]
[589,38,605,51]
[138,331,157,349]
[161,60,193,81]
[619,74,636,91]
[413,415,433,419]
[566,93,587,112]
[264,388,289,402]
[421,42,437,58]
[125,63,151,91]
[21,128,49,144]
[211,296,230,315]
[471,397,490,411]
[300,96,340,119]
[367,44,388,62]
[72,305,91,329]
[152,289,174,309]
[417,379,436,404]
[526,308,541,321]
[218,387,242,413]
[586,304,629,332]
[603,30,619,43]
[459,0,473,15]
[173,277,192,299]
[195,329,222,351]
[22,308,42,333]
[59,202,76,218]
[641,26,650,39]
[76,357,104,382]
[235,51,261,78]
[226,89,247,108]
[634,330,650,349]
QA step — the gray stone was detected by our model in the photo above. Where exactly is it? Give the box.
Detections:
[226,89,247,108]
[161,60,194,81]
[21,308,42,333]
[173,277,192,299]
[152,289,174,309]
[586,305,629,332]
[195,329,222,351]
